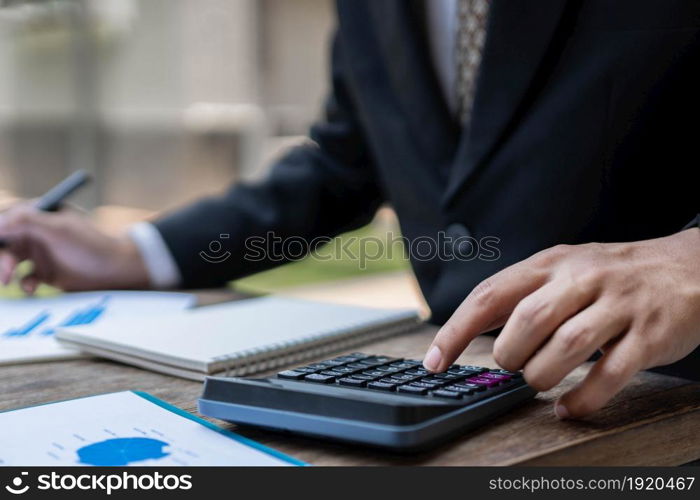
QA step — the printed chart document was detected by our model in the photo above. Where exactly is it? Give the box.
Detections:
[0,291,194,365]
[0,391,302,466]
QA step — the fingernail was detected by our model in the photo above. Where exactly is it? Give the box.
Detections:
[554,403,570,420]
[423,345,443,372]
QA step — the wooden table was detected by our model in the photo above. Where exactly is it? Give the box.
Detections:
[1,291,699,466]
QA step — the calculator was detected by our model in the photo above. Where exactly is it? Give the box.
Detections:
[198,353,537,451]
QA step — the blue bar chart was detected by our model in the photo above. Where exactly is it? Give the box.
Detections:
[2,297,110,338]
[0,291,194,365]
[3,310,51,337]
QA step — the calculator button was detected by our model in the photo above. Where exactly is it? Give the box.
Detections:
[338,377,367,387]
[466,376,500,387]
[404,368,429,376]
[432,390,462,399]
[447,368,480,377]
[320,370,345,377]
[397,385,428,395]
[359,356,401,367]
[342,353,369,360]
[362,370,386,377]
[433,373,462,380]
[444,385,474,395]
[410,381,442,390]
[351,373,382,381]
[345,362,369,370]
[367,381,397,391]
[294,366,320,373]
[304,373,336,384]
[277,370,307,380]
[327,353,367,364]
[319,359,348,367]
[388,373,419,382]
[323,359,358,368]
[379,377,407,385]
[320,360,348,367]
[332,366,362,375]
[374,356,401,363]
[389,361,418,369]
[374,366,400,373]
[306,363,332,370]
[421,377,449,385]
[453,383,486,392]
[481,372,512,381]
[403,359,423,365]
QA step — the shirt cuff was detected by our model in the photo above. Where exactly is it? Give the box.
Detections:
[128,222,182,289]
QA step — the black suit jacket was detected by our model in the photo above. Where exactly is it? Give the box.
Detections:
[154,0,700,378]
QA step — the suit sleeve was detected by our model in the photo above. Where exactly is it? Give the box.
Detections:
[684,214,700,230]
[152,34,385,288]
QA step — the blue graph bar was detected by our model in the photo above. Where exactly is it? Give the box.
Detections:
[3,310,51,337]
[61,307,92,327]
[41,296,110,336]
[80,302,107,324]
[77,296,108,325]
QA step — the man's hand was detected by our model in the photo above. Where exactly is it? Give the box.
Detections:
[423,228,700,419]
[0,204,150,293]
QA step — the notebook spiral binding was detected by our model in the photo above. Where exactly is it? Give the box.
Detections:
[212,314,423,378]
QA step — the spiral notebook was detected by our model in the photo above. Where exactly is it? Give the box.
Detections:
[55,296,422,381]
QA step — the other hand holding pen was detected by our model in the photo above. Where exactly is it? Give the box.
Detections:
[0,204,150,294]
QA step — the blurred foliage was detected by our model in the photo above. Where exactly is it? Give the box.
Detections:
[0,261,59,298]
[233,224,409,294]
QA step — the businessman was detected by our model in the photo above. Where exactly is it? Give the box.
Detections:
[1,0,699,419]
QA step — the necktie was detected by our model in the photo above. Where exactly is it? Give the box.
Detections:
[455,0,490,125]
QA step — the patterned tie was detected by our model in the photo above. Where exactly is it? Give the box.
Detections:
[455,0,491,125]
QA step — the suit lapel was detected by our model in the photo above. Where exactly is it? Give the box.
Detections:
[369,0,460,170]
[443,0,573,207]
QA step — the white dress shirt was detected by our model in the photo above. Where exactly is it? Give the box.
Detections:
[128,221,183,289]
[129,1,459,288]
[426,0,459,114]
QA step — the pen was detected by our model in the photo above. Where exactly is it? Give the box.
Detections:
[0,169,91,249]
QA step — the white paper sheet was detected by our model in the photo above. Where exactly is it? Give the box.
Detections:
[0,291,194,365]
[0,391,299,466]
